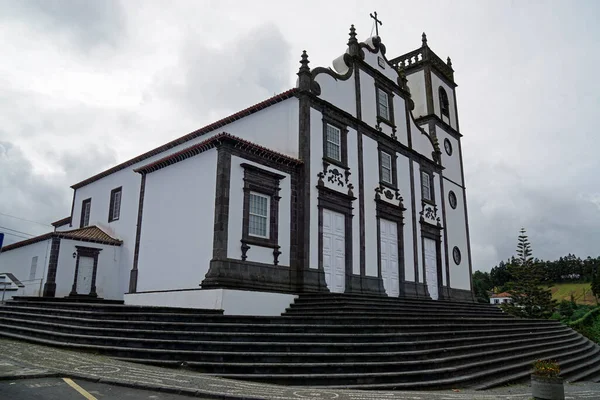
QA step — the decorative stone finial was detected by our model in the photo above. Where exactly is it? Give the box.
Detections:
[348,24,357,42]
[297,50,312,91]
[422,32,427,46]
[347,24,360,57]
[299,50,310,73]
[447,57,453,68]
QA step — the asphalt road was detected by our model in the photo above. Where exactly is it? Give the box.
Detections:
[0,377,212,400]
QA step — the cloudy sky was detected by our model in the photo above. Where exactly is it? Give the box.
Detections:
[1,0,598,272]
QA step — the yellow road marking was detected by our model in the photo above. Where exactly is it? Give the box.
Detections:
[62,378,98,400]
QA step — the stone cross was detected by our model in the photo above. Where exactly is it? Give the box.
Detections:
[370,11,382,36]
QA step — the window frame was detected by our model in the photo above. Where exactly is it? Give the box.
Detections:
[439,86,450,118]
[80,198,91,228]
[241,163,285,249]
[322,118,348,169]
[108,186,122,223]
[248,191,270,239]
[29,256,38,281]
[375,84,395,127]
[378,143,398,189]
[420,169,435,204]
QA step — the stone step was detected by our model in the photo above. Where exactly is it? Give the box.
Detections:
[286,302,504,315]
[0,316,569,344]
[283,309,511,318]
[6,300,224,315]
[564,350,600,382]
[0,317,574,356]
[0,322,581,366]
[0,305,552,326]
[208,338,593,387]
[290,297,498,311]
[471,340,600,390]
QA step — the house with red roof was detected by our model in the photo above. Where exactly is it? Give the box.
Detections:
[0,26,473,313]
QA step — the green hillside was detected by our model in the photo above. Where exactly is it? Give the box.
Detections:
[549,282,597,305]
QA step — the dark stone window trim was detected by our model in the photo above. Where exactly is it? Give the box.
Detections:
[448,190,457,209]
[453,246,462,265]
[377,142,398,190]
[444,138,453,156]
[69,245,102,297]
[79,198,91,228]
[420,166,436,206]
[108,186,122,223]
[241,163,285,253]
[375,199,406,289]
[439,86,450,118]
[322,116,348,170]
[317,185,356,293]
[375,83,395,128]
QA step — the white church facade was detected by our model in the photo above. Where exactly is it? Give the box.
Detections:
[0,27,474,314]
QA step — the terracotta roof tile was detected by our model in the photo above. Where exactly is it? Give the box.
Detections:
[52,216,71,227]
[1,226,122,253]
[135,132,302,174]
[490,292,512,298]
[71,88,298,189]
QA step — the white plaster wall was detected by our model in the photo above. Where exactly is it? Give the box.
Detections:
[412,161,423,284]
[362,136,379,277]
[444,180,470,290]
[434,172,447,287]
[124,288,296,316]
[347,130,360,276]
[397,156,414,282]
[409,117,435,162]
[392,95,409,147]
[436,125,463,186]
[360,70,377,129]
[136,150,218,292]
[406,70,427,119]
[0,240,51,297]
[54,239,122,299]
[314,71,356,117]
[69,97,299,293]
[361,43,400,83]
[227,156,291,265]
[431,74,457,129]
[55,224,71,232]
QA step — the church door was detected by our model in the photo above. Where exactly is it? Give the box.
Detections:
[322,209,345,293]
[76,256,94,295]
[380,219,399,297]
[424,238,439,300]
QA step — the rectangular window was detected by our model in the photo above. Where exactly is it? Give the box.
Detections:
[248,192,269,238]
[494,299,499,304]
[380,151,393,184]
[108,187,122,222]
[421,172,432,201]
[29,256,38,281]
[80,198,91,228]
[325,124,341,162]
[378,88,389,120]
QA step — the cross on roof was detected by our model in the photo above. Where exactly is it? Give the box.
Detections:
[370,11,382,36]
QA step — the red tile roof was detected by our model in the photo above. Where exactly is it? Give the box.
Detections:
[51,216,71,227]
[71,89,298,189]
[1,226,122,252]
[490,292,512,298]
[135,132,302,174]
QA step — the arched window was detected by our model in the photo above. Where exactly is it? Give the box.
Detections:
[438,87,450,118]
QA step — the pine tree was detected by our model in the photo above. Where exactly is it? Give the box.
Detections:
[501,229,556,319]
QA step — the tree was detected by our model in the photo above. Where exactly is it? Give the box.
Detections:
[591,267,600,303]
[501,228,556,319]
[472,270,492,303]
[490,261,513,291]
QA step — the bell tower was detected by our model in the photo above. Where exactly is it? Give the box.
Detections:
[390,33,459,132]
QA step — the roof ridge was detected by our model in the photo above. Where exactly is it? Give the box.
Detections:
[71,88,298,189]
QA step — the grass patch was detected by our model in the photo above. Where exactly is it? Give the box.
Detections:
[548,282,596,305]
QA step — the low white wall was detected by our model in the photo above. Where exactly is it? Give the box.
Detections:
[0,239,51,299]
[124,289,297,316]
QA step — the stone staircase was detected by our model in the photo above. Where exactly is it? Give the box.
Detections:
[0,293,599,390]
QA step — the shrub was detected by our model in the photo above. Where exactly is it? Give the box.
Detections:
[532,359,560,378]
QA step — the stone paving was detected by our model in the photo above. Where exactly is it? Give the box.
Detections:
[0,338,599,399]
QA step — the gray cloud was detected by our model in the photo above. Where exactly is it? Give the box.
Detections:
[156,23,292,115]
[0,0,126,49]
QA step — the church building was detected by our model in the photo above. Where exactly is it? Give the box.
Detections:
[0,25,473,315]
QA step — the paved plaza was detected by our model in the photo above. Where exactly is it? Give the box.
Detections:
[0,337,599,399]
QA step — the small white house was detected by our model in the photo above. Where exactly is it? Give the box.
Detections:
[490,292,513,305]
[1,25,474,314]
